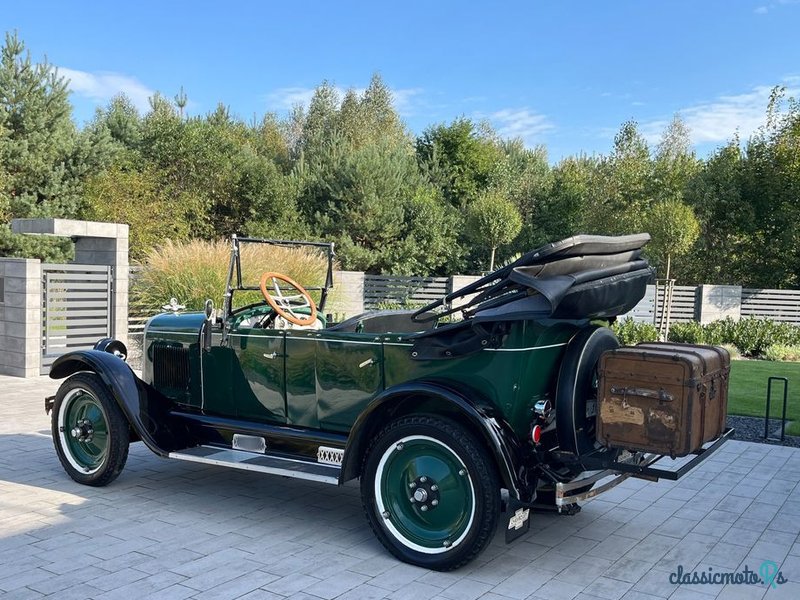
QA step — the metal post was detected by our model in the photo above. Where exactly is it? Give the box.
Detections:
[764,377,789,442]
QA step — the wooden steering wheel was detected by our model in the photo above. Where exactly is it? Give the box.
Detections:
[259,272,318,326]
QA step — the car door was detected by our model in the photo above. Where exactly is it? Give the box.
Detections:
[285,330,383,431]
[228,328,287,423]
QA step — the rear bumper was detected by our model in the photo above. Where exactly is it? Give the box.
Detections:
[555,427,734,508]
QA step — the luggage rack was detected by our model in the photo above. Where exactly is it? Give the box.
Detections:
[553,427,734,508]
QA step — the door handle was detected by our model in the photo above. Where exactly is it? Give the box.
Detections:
[263,352,278,360]
[359,358,376,368]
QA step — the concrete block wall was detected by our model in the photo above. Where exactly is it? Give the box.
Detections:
[0,258,42,377]
[449,275,482,310]
[695,284,742,324]
[73,223,129,345]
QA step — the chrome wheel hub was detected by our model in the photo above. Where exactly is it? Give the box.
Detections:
[70,419,94,442]
[408,475,440,512]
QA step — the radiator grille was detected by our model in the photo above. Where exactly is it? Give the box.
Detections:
[152,344,190,391]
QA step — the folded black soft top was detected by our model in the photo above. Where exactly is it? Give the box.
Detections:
[409,233,655,359]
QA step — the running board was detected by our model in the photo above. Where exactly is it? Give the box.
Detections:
[168,446,340,485]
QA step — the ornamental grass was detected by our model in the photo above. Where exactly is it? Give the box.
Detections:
[131,239,330,314]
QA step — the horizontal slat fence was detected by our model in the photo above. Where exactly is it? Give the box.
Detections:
[41,264,112,373]
[657,285,698,323]
[364,275,449,309]
[741,288,800,323]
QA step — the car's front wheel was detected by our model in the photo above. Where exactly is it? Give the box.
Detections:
[361,415,500,571]
[52,372,130,486]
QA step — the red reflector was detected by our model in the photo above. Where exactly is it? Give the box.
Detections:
[531,425,542,444]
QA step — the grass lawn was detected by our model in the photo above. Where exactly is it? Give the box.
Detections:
[729,360,800,436]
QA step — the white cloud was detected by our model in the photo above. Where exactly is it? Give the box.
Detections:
[265,85,424,116]
[265,86,322,110]
[485,107,554,146]
[59,67,154,113]
[391,88,424,115]
[754,0,799,13]
[640,80,799,145]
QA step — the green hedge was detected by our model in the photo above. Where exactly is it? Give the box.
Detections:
[610,318,660,345]
[611,316,800,358]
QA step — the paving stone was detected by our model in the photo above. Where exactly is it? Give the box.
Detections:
[301,570,371,599]
[488,566,556,599]
[386,580,449,600]
[583,575,634,599]
[2,375,800,600]
[604,557,653,584]
[587,534,641,561]
[556,555,615,586]
[335,583,390,600]
[704,541,751,570]
[438,578,493,600]
[533,578,586,600]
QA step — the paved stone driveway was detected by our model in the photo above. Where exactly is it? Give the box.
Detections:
[1,374,798,600]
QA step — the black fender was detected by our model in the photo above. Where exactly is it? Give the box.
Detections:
[50,350,192,456]
[340,381,531,502]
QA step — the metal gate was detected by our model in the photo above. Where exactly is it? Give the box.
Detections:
[41,263,113,374]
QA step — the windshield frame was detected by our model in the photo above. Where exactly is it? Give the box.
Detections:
[222,235,336,320]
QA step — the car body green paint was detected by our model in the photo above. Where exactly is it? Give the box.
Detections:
[142,310,580,438]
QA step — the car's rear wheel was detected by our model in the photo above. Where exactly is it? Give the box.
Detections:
[361,415,499,571]
[52,372,129,486]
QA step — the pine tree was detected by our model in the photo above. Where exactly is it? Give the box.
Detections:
[0,31,84,260]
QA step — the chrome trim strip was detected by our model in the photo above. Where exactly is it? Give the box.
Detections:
[486,343,568,352]
[148,330,199,336]
[169,447,340,485]
[290,337,383,345]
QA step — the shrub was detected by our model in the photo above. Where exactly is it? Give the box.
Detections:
[132,239,330,313]
[667,321,705,344]
[611,318,660,345]
[720,343,741,360]
[675,317,800,357]
[701,318,731,346]
[725,317,800,357]
[763,344,800,362]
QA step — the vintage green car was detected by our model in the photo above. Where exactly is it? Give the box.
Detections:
[45,234,730,570]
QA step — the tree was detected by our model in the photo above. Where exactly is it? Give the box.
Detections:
[466,191,523,271]
[416,118,503,208]
[309,135,417,272]
[491,139,553,253]
[590,121,653,235]
[174,86,188,119]
[641,198,700,281]
[0,31,88,260]
[94,94,142,150]
[681,141,748,284]
[653,115,699,203]
[530,155,596,245]
[83,164,194,260]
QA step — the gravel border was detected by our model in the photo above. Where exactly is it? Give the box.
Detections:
[727,414,800,447]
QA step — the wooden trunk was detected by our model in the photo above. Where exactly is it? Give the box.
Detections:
[596,343,730,457]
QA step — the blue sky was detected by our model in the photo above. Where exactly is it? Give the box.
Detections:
[3,1,799,161]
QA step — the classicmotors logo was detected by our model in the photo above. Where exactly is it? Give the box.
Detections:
[669,561,788,589]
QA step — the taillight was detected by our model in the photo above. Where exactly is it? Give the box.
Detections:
[531,424,542,445]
